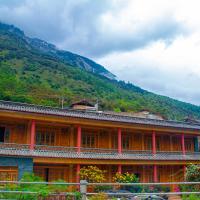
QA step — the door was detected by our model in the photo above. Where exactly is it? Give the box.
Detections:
[0,127,5,143]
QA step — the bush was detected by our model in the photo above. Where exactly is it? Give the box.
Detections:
[0,173,82,200]
[143,185,170,193]
[89,192,108,200]
[186,164,200,182]
[113,172,142,193]
[48,179,68,193]
[79,166,106,183]
[180,164,200,200]
[94,185,113,192]
[1,173,50,199]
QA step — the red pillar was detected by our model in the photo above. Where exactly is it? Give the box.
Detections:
[30,120,35,150]
[153,165,158,182]
[118,164,122,174]
[118,128,122,154]
[77,126,81,153]
[181,133,186,155]
[152,131,156,154]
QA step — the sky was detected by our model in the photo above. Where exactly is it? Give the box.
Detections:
[0,0,200,105]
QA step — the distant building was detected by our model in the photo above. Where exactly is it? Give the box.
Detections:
[0,100,200,184]
[70,100,97,111]
[106,110,165,120]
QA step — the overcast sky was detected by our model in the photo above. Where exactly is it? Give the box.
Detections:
[0,0,200,105]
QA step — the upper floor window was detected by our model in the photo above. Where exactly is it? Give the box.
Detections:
[0,127,10,143]
[185,138,193,152]
[112,135,118,149]
[156,137,161,151]
[36,131,55,146]
[122,136,130,150]
[145,136,152,150]
[82,134,95,148]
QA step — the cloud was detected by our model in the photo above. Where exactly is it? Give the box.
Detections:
[0,0,184,57]
[0,0,200,105]
[97,37,200,105]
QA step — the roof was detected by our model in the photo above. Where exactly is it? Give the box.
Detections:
[184,117,200,125]
[1,143,200,161]
[70,100,94,107]
[0,100,200,131]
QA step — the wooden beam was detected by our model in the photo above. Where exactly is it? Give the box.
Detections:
[0,110,199,135]
[33,157,200,165]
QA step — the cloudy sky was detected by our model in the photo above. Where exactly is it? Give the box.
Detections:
[0,0,200,105]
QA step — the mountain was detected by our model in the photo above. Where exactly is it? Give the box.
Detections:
[0,22,200,120]
[0,23,115,80]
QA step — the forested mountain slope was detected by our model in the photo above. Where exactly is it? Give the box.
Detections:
[0,22,200,120]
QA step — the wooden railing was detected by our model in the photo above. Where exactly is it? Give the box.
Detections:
[0,142,200,160]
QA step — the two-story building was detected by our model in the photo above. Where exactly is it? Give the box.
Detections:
[0,100,200,183]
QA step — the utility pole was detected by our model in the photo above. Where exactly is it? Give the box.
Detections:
[59,96,65,109]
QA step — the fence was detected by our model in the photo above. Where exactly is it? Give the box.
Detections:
[0,180,200,199]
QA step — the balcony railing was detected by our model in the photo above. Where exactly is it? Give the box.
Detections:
[0,142,200,161]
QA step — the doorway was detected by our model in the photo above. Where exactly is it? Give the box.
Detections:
[0,127,5,142]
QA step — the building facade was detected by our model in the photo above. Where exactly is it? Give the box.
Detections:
[0,100,200,183]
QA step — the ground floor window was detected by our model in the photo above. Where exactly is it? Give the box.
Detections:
[0,167,18,181]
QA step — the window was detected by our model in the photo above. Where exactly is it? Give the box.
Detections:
[36,131,55,145]
[49,168,65,181]
[122,136,130,150]
[0,127,10,143]
[145,137,152,150]
[82,134,95,148]
[198,136,200,151]
[185,138,193,152]
[34,168,46,181]
[112,135,118,149]
[0,167,18,181]
[156,137,161,151]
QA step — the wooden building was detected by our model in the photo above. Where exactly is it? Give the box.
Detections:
[0,100,200,183]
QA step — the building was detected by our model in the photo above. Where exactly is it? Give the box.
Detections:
[0,100,200,183]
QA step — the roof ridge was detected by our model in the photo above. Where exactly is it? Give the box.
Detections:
[0,100,200,129]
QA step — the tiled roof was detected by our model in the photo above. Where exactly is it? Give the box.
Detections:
[0,146,200,161]
[0,100,200,130]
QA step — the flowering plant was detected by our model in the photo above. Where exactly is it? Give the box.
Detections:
[79,166,106,183]
[113,172,141,193]
[113,172,139,183]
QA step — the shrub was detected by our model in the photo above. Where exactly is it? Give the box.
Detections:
[113,172,142,193]
[48,179,68,193]
[79,166,106,183]
[1,173,50,200]
[89,192,108,200]
[94,185,113,192]
[180,164,200,199]
[186,164,200,182]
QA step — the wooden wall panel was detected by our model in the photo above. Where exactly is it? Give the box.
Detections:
[99,130,109,149]
[9,125,27,144]
[172,136,182,151]
[185,137,194,152]
[132,134,142,150]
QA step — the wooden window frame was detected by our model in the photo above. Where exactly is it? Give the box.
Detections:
[122,135,131,150]
[82,133,96,148]
[36,130,55,146]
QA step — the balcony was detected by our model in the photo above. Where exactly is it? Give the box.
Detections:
[0,142,200,161]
